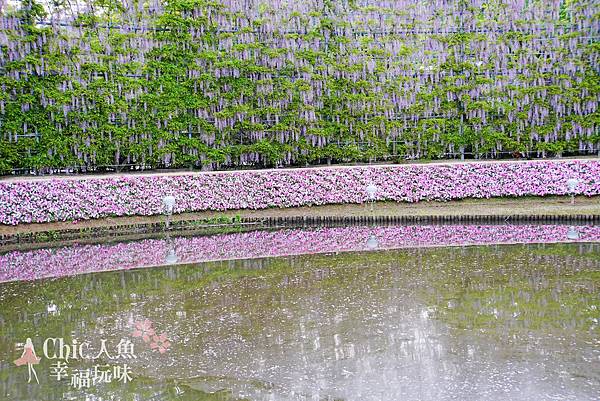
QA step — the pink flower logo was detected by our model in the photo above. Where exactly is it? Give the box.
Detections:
[150,333,171,354]
[132,319,155,343]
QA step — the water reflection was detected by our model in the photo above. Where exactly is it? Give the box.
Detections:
[366,234,379,250]
[165,234,178,265]
[567,226,580,240]
[2,224,600,282]
[0,243,599,400]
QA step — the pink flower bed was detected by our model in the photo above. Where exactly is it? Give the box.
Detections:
[1,224,599,282]
[1,160,599,225]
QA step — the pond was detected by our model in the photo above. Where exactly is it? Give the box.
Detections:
[0,224,599,400]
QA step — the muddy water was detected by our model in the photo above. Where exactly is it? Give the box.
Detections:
[0,241,599,400]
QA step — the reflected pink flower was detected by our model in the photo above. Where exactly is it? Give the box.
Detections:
[150,333,171,353]
[132,319,155,343]
[2,224,600,283]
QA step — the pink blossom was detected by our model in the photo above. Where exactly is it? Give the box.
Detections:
[0,160,598,225]
[132,319,155,343]
[150,333,171,354]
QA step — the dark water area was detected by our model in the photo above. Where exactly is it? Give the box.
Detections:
[0,227,599,400]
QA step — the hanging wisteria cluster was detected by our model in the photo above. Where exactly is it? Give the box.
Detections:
[1,159,598,225]
[0,0,598,172]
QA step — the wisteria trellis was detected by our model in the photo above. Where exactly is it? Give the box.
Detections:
[0,0,598,172]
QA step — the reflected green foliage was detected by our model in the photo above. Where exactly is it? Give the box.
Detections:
[431,268,600,334]
[0,242,599,399]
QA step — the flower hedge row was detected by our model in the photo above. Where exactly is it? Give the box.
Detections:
[1,160,599,225]
[1,224,599,282]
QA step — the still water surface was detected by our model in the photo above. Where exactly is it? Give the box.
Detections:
[0,229,599,400]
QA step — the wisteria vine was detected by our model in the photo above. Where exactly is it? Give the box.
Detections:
[0,0,598,173]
